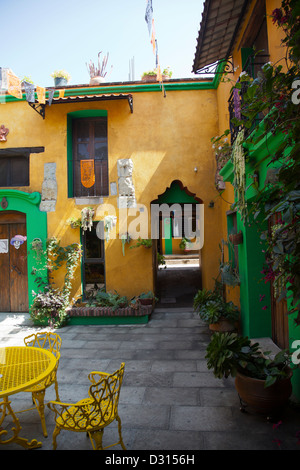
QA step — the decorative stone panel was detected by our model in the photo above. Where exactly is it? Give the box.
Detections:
[39,163,57,212]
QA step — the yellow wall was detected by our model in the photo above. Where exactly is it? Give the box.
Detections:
[0,85,222,300]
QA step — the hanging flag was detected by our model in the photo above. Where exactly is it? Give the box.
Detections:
[155,39,159,68]
[151,19,156,54]
[48,89,55,106]
[145,0,153,35]
[36,86,45,104]
[23,81,35,103]
[80,159,95,188]
[7,70,22,99]
[156,64,162,82]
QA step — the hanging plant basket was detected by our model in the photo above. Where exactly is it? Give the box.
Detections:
[229,231,243,245]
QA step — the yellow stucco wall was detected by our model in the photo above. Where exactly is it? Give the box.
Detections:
[0,84,222,300]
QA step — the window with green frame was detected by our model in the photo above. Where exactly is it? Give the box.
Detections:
[67,110,108,198]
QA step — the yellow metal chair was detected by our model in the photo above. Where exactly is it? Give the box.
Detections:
[23,331,62,437]
[47,363,126,450]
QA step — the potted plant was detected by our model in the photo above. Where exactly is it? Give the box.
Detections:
[51,70,71,87]
[85,288,129,311]
[120,233,131,256]
[229,231,243,245]
[30,286,69,328]
[31,238,44,260]
[220,262,240,287]
[206,332,293,417]
[141,70,158,82]
[179,237,191,252]
[141,67,172,82]
[138,291,158,306]
[193,289,239,332]
[67,217,81,229]
[81,207,95,232]
[86,51,113,85]
[130,237,152,249]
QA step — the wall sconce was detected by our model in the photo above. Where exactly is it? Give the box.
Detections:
[208,201,215,208]
[194,167,198,173]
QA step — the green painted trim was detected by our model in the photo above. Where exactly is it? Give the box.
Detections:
[68,315,149,325]
[3,78,221,105]
[236,211,272,338]
[219,159,234,183]
[0,189,47,309]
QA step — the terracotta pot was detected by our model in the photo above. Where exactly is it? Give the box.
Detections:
[229,232,243,245]
[209,318,237,332]
[141,74,169,82]
[235,369,292,416]
[89,76,105,86]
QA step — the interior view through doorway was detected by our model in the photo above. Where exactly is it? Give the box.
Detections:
[151,181,202,308]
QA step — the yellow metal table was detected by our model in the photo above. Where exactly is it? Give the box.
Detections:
[0,346,57,449]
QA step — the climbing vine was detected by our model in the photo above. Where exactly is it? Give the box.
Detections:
[30,237,82,328]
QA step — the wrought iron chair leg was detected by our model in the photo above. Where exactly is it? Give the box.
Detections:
[89,429,104,450]
[54,379,60,402]
[116,415,126,450]
[52,425,61,450]
[32,390,48,437]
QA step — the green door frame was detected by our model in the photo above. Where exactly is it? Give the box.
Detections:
[0,190,47,310]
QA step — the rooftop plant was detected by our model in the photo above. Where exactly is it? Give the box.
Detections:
[86,51,112,78]
[50,70,71,81]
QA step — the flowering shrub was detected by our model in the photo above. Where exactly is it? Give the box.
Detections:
[30,287,68,328]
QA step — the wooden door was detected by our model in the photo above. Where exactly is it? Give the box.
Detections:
[0,211,28,312]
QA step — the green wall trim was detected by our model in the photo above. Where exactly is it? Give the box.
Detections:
[0,189,47,310]
[68,315,149,325]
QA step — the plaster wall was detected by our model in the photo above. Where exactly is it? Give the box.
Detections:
[0,86,221,300]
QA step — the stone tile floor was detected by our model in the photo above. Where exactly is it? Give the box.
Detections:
[0,308,300,452]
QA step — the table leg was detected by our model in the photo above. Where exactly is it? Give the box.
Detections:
[0,398,42,449]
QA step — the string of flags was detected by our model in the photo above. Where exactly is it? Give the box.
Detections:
[145,0,166,97]
[0,67,64,105]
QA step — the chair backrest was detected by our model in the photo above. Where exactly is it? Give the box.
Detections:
[24,332,62,358]
[88,363,125,422]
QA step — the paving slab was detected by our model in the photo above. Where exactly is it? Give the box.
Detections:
[0,308,299,453]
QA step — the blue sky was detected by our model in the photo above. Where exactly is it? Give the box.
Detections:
[1,0,204,87]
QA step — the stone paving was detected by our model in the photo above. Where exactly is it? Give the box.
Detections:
[1,307,300,451]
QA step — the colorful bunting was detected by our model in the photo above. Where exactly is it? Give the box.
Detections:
[36,86,45,104]
[7,70,22,99]
[80,159,95,188]
[145,0,153,35]
[23,81,35,103]
[48,89,55,106]
[150,19,156,54]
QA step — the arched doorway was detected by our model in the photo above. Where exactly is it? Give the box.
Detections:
[151,180,203,307]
